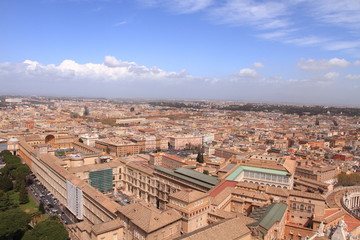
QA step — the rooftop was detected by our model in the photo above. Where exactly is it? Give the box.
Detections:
[226,165,289,181]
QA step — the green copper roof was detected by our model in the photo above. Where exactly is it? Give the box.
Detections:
[225,165,288,181]
[258,203,287,230]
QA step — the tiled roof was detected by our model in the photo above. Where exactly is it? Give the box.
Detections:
[289,190,325,201]
[118,202,181,233]
[170,189,208,203]
[209,180,238,197]
[174,216,255,240]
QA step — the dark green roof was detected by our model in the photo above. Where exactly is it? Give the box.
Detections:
[248,203,287,231]
[174,167,219,186]
[155,166,219,190]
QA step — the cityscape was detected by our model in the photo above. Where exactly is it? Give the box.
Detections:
[1,0,360,239]
[0,96,359,240]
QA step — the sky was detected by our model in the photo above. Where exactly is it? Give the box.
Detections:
[0,0,360,106]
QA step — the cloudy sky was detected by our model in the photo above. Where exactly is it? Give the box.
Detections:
[1,0,360,106]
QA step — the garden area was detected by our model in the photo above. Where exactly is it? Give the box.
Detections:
[0,150,68,240]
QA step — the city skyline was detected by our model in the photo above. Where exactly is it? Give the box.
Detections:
[1,0,360,105]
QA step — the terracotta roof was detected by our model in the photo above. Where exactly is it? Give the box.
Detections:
[265,186,289,197]
[169,189,208,203]
[118,202,181,233]
[175,216,255,240]
[209,209,239,219]
[209,180,238,197]
[91,219,122,235]
[24,134,41,141]
[323,208,346,224]
[344,214,360,232]
[289,190,325,201]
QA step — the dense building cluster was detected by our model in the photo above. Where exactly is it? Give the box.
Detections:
[1,96,360,240]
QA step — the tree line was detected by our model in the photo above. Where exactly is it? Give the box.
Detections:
[0,150,68,240]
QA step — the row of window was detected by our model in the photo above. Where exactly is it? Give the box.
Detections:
[243,171,289,183]
[291,203,312,212]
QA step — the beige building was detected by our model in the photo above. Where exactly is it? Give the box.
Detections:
[175,216,256,240]
[95,140,140,157]
[168,189,210,233]
[117,202,182,240]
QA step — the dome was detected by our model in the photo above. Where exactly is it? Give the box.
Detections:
[7,137,19,143]
[70,154,83,161]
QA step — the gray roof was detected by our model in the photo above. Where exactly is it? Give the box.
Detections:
[155,166,219,190]
[174,167,219,186]
[248,203,287,231]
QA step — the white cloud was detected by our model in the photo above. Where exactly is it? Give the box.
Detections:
[284,36,329,46]
[237,68,257,78]
[324,72,339,80]
[2,56,200,83]
[297,58,350,70]
[114,21,127,26]
[353,60,360,66]
[136,0,360,51]
[308,0,360,29]
[345,74,360,81]
[253,62,264,68]
[324,41,360,51]
[137,0,213,13]
[210,0,291,29]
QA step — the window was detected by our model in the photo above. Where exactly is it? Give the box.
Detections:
[300,205,304,211]
[307,206,312,212]
[292,203,296,209]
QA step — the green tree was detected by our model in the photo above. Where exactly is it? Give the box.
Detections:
[196,152,204,163]
[0,175,13,192]
[22,219,68,240]
[19,184,29,204]
[78,138,84,143]
[203,170,209,175]
[14,165,30,180]
[0,190,11,211]
[83,106,90,116]
[337,172,360,186]
[0,150,12,158]
[0,208,31,240]
[38,202,45,214]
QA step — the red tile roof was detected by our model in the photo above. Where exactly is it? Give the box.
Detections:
[209,180,238,197]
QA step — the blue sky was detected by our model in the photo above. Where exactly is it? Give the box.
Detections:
[1,0,360,106]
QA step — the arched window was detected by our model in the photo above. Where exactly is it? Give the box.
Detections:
[307,206,312,212]
[292,203,296,209]
[300,204,304,211]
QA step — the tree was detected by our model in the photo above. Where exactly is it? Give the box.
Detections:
[14,165,30,180]
[0,175,13,192]
[83,106,90,116]
[203,170,209,175]
[0,150,12,158]
[78,138,84,143]
[38,202,45,214]
[22,219,68,240]
[196,152,204,164]
[0,208,31,240]
[130,107,135,112]
[337,172,360,186]
[0,190,11,211]
[19,184,29,204]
